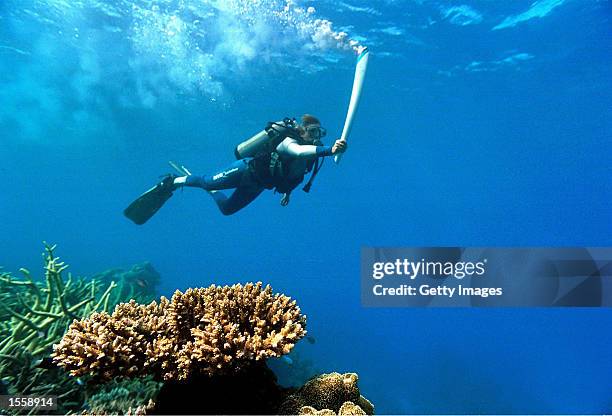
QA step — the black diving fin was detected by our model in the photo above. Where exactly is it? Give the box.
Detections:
[124,174,177,225]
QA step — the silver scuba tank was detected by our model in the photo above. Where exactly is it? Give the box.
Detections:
[234,119,298,159]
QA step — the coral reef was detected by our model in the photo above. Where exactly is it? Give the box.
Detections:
[0,243,118,359]
[52,298,171,381]
[300,407,337,416]
[0,244,119,415]
[336,401,369,415]
[173,284,306,379]
[300,401,368,415]
[0,244,161,415]
[279,372,374,415]
[1,244,375,415]
[92,262,160,306]
[0,349,84,415]
[83,375,162,415]
[52,282,307,381]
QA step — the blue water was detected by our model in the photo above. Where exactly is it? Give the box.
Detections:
[1,0,611,413]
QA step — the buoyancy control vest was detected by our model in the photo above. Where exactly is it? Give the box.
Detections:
[234,118,323,193]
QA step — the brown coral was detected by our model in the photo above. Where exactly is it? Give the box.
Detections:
[52,282,306,382]
[52,297,172,380]
[174,284,306,379]
[299,401,367,415]
[337,401,368,415]
[300,406,337,415]
[279,372,374,415]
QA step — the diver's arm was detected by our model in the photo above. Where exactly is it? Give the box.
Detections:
[276,137,333,158]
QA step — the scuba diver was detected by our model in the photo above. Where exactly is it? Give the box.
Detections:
[124,114,347,224]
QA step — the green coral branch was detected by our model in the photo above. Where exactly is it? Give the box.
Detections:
[19,268,43,307]
[0,335,12,351]
[57,292,78,321]
[0,302,43,333]
[68,296,97,313]
[15,293,62,319]
[0,353,20,363]
[94,281,117,313]
[21,371,43,393]
[0,274,34,286]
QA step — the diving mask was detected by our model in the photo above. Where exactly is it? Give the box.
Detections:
[305,125,327,139]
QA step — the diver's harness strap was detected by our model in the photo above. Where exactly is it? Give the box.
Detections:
[265,118,297,184]
[269,151,280,178]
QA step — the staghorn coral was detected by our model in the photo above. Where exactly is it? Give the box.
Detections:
[279,372,374,415]
[52,282,307,382]
[0,243,121,415]
[0,243,162,415]
[0,349,84,416]
[82,399,155,416]
[0,243,121,360]
[83,375,162,415]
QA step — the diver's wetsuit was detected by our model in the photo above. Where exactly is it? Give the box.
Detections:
[184,137,333,215]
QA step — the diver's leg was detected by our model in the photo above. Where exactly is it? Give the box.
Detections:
[210,178,265,216]
[179,159,250,191]
[211,186,264,216]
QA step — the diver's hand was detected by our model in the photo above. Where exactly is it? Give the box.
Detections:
[280,193,290,206]
[331,138,347,154]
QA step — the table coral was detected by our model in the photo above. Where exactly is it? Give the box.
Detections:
[52,282,307,381]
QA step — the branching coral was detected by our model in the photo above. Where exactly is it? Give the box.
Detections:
[0,243,161,415]
[52,298,172,381]
[0,242,120,413]
[0,243,118,361]
[84,375,162,415]
[174,284,307,379]
[0,349,85,416]
[279,372,374,415]
[52,282,307,382]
